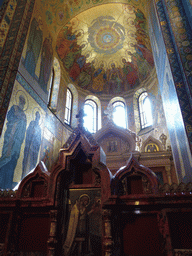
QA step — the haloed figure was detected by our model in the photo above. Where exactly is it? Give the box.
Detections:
[0,95,27,189]
[22,111,42,178]
[63,194,92,256]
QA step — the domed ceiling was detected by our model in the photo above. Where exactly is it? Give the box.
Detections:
[56,3,154,95]
[40,0,154,96]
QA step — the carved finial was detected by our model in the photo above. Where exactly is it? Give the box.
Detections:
[76,108,86,129]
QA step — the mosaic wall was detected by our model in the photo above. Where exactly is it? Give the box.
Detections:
[20,1,72,120]
[0,2,74,189]
[181,0,192,29]
[0,2,74,190]
[21,12,53,99]
[162,57,192,182]
[0,0,35,136]
[0,81,45,188]
[149,0,192,182]
[0,74,71,189]
[164,0,192,95]
[156,0,192,151]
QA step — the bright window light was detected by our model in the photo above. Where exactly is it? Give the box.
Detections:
[139,92,153,129]
[112,101,127,128]
[84,100,97,133]
[64,88,73,125]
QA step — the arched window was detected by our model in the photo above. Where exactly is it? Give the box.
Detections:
[67,83,78,128]
[64,88,73,125]
[112,101,127,128]
[84,100,97,133]
[138,92,153,129]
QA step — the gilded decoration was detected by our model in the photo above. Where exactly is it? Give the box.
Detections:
[55,4,154,95]
[145,143,159,152]
[39,0,148,33]
[141,136,163,153]
[0,0,17,51]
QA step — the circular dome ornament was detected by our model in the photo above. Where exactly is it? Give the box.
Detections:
[88,16,125,54]
[95,27,120,52]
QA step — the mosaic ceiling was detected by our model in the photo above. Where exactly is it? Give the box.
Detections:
[56,4,154,95]
[39,0,154,95]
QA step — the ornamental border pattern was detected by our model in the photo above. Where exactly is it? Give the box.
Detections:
[0,0,17,54]
[164,0,192,90]
[0,0,9,23]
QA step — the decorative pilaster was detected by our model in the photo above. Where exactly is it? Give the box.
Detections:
[165,165,172,185]
[103,209,113,256]
[47,210,58,256]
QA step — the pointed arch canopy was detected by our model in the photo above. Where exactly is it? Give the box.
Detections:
[111,155,159,195]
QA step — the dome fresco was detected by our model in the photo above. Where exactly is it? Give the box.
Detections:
[56,4,154,95]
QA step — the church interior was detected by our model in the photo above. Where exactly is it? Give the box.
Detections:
[0,0,192,255]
